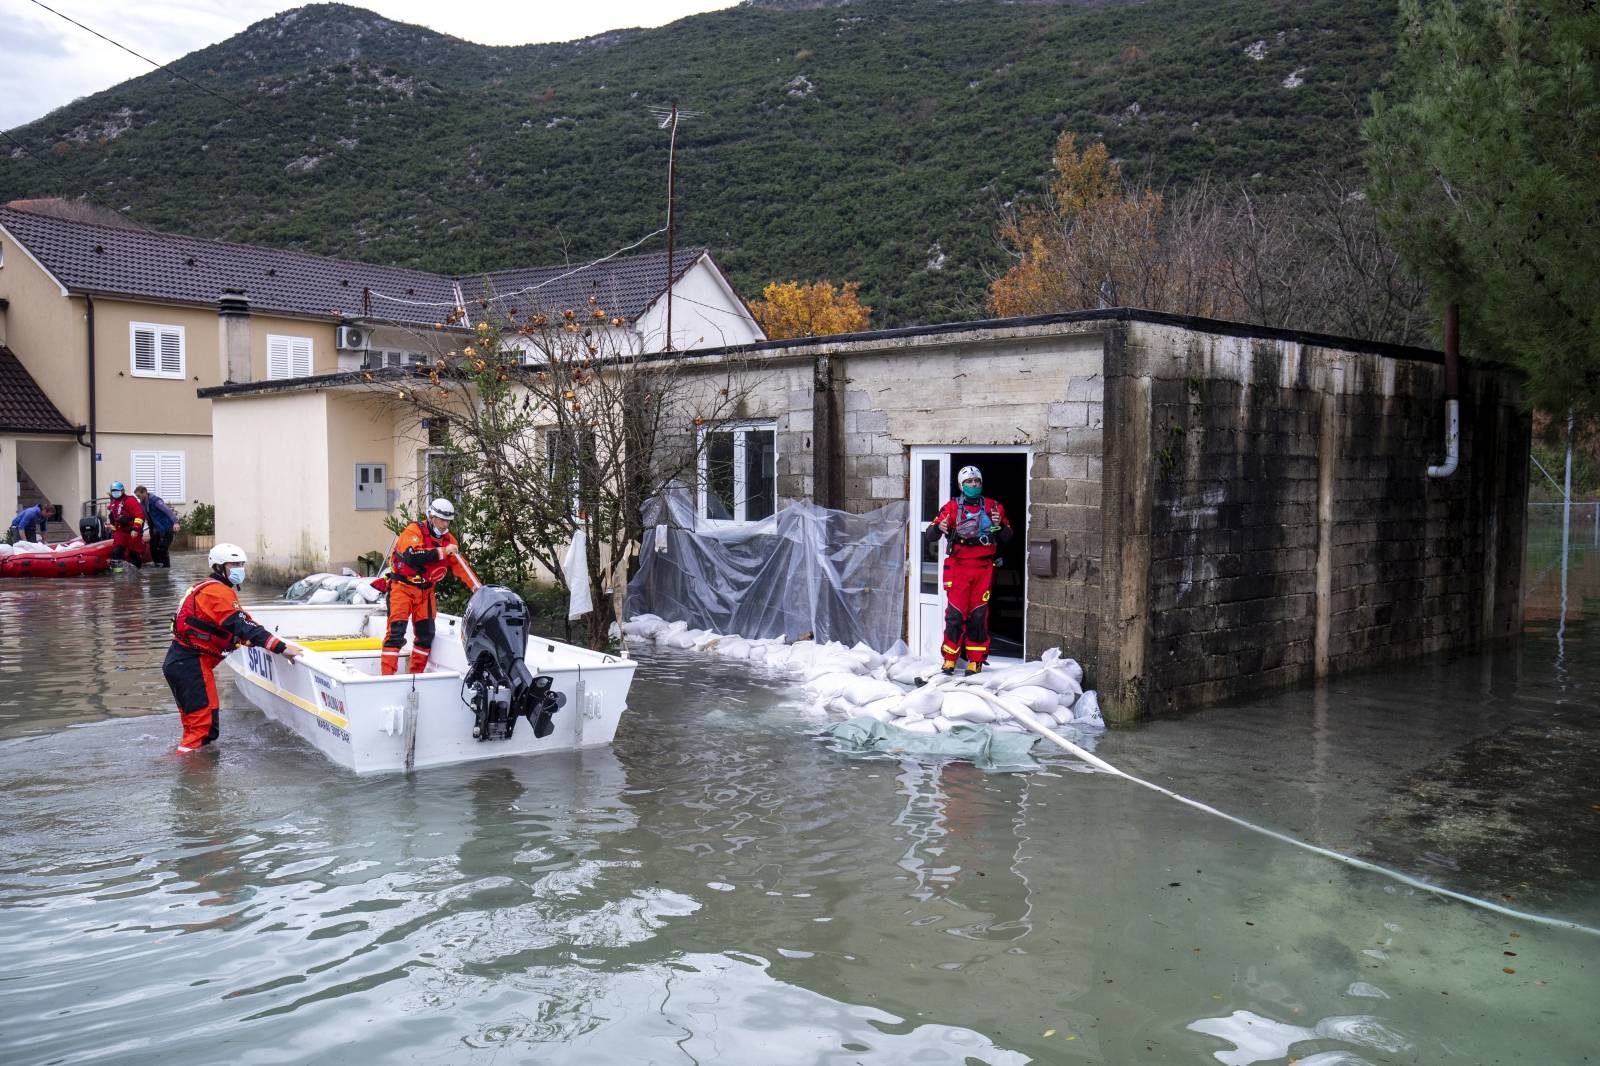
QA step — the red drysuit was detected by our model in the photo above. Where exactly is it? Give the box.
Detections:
[926,496,1011,666]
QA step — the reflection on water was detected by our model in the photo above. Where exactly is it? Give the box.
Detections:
[1,544,1598,1064]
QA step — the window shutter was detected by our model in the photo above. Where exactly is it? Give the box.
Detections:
[159,329,182,376]
[133,328,157,374]
[268,336,290,379]
[131,452,159,492]
[159,452,186,501]
[292,337,312,377]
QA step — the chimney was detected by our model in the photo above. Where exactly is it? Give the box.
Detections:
[218,289,251,384]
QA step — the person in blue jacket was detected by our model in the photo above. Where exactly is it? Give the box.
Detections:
[7,501,51,545]
[134,485,180,568]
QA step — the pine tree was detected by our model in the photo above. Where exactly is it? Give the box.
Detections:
[1364,0,1600,416]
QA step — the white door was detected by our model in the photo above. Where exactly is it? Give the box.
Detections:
[908,450,951,658]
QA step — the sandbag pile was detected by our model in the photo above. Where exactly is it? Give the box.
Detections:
[0,539,62,556]
[284,570,386,605]
[621,614,1103,734]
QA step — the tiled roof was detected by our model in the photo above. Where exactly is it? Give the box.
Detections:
[0,346,74,434]
[466,246,707,323]
[0,205,716,330]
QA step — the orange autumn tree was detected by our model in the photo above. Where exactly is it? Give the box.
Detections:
[989,133,1237,318]
[749,280,871,340]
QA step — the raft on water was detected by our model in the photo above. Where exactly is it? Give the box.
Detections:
[226,592,635,774]
[0,538,115,578]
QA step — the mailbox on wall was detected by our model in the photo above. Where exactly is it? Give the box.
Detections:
[1027,537,1057,578]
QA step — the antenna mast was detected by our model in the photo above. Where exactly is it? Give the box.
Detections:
[647,104,702,352]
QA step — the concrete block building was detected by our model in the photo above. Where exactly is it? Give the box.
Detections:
[205,308,1528,721]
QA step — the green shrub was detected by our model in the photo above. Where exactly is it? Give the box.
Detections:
[187,502,215,536]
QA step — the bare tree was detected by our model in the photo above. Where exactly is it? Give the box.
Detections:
[364,300,753,647]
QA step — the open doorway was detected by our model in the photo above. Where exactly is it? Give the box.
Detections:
[908,448,1030,660]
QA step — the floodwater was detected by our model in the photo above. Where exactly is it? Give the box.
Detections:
[1,537,1596,1065]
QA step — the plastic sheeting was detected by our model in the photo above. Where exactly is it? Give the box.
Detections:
[822,715,1042,773]
[626,487,908,649]
[562,530,593,619]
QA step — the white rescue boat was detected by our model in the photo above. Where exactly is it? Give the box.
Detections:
[223,587,635,774]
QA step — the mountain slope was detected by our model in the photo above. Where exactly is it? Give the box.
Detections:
[0,0,1399,325]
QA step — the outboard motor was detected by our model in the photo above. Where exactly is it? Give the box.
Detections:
[460,585,565,741]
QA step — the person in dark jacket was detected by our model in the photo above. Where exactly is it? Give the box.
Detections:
[134,486,180,567]
[6,501,50,545]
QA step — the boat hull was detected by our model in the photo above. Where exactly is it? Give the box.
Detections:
[224,604,635,774]
[0,539,114,577]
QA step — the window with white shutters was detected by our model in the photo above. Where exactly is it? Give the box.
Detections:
[130,451,186,502]
[267,334,313,379]
[130,323,185,379]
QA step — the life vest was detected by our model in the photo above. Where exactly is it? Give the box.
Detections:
[390,521,455,589]
[172,579,239,656]
[951,498,1000,544]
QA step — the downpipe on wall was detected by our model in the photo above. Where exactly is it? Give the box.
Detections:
[1427,303,1460,478]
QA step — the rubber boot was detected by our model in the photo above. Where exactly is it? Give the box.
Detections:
[965,661,983,676]
[408,648,431,674]
[380,647,402,676]
[941,658,957,676]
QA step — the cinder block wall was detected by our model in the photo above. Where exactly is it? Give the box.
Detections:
[1099,320,1528,721]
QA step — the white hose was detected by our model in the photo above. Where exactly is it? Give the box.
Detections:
[1005,703,1600,938]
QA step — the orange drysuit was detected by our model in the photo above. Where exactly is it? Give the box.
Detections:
[382,520,479,675]
[164,578,288,751]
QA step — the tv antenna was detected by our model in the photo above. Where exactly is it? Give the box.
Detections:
[645,105,702,351]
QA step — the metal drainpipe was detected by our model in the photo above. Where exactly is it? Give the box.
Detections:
[1427,303,1460,479]
[86,295,99,504]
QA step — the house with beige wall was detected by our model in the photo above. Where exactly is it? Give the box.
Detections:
[0,200,761,528]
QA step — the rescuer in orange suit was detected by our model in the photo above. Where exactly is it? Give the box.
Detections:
[924,465,1012,675]
[380,498,480,675]
[165,543,304,753]
[106,481,147,572]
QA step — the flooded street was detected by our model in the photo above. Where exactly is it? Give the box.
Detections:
[2,546,1597,1065]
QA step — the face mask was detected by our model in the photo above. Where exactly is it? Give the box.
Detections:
[429,523,448,538]
[226,565,246,586]
[961,484,982,500]
[110,491,123,499]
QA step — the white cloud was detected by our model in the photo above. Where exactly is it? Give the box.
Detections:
[0,1,740,129]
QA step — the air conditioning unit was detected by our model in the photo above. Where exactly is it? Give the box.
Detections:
[336,325,369,350]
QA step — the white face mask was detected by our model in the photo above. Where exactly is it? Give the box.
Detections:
[226,564,246,586]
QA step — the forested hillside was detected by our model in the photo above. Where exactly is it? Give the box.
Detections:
[0,0,1399,324]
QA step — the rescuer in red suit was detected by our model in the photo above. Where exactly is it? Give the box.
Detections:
[924,465,1012,675]
[106,481,146,572]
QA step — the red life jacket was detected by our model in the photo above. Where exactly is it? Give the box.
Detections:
[390,521,456,589]
[172,579,239,656]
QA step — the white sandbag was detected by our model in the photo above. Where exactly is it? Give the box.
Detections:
[1071,690,1104,728]
[661,628,698,650]
[0,543,11,557]
[717,637,753,659]
[848,641,884,671]
[930,716,954,733]
[940,689,999,723]
[307,588,338,604]
[859,696,902,719]
[839,676,904,706]
[622,615,667,638]
[803,671,860,701]
[355,580,384,603]
[10,540,50,553]
[1006,685,1060,716]
[746,642,770,662]
[898,717,940,735]
[689,630,723,651]
[895,683,947,719]
[885,657,935,685]
[802,654,869,681]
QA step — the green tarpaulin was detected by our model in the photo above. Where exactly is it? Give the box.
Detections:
[822,715,1042,773]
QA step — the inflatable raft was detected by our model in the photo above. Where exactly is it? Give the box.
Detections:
[0,539,115,578]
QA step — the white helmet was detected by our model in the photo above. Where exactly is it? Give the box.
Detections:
[208,542,247,567]
[957,465,983,485]
[426,498,456,522]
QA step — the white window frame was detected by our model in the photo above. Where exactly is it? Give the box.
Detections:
[267,333,314,379]
[696,420,778,526]
[130,322,185,380]
[130,450,186,503]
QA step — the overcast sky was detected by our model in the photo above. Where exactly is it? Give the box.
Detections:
[0,0,741,129]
